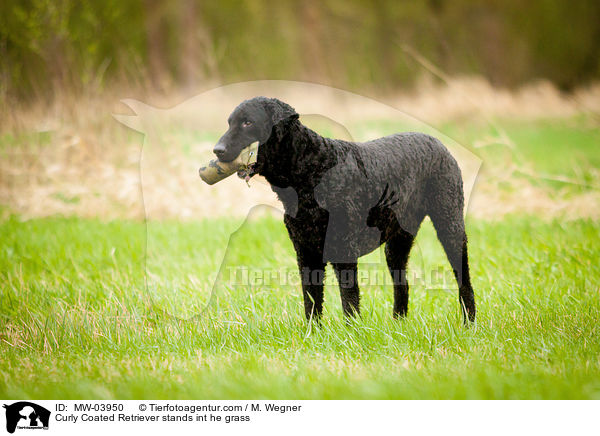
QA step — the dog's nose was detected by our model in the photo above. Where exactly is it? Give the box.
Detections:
[213,143,226,158]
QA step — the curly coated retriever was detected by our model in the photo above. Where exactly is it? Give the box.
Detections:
[213,97,476,323]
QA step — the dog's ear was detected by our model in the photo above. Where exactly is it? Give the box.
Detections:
[269,99,299,141]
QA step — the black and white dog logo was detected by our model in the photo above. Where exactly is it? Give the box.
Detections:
[3,402,50,433]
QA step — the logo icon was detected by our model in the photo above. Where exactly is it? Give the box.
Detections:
[3,402,50,434]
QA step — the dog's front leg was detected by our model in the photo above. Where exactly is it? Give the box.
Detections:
[333,262,360,317]
[297,255,326,321]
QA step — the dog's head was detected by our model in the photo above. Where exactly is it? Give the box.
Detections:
[213,97,298,164]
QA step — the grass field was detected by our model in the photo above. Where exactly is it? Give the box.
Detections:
[1,109,599,399]
[1,214,599,399]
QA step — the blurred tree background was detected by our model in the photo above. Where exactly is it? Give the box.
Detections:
[1,0,599,104]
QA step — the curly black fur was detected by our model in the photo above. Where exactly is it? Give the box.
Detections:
[215,97,476,323]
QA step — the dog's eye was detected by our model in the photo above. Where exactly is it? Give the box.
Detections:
[242,121,253,127]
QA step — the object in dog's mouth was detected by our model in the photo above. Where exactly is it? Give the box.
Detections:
[198,142,258,185]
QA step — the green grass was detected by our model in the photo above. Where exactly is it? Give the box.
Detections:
[358,115,600,191]
[1,214,599,399]
[437,116,600,190]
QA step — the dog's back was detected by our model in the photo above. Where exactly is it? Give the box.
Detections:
[315,132,463,239]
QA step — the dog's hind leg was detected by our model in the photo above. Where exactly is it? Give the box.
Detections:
[428,195,476,323]
[385,229,416,318]
[332,262,360,317]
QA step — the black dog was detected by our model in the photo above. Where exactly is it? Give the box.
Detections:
[214,97,476,322]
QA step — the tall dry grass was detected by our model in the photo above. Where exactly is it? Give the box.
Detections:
[1,76,599,221]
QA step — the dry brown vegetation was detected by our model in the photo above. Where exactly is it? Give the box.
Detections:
[1,77,599,221]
